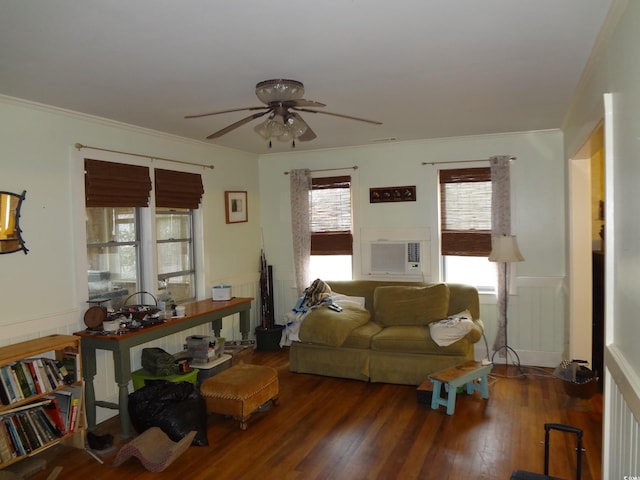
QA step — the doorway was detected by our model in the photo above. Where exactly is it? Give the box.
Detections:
[568,123,604,373]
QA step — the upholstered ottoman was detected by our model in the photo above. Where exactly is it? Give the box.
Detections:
[200,363,279,430]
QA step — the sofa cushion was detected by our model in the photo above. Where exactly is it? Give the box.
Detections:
[341,322,383,349]
[371,325,470,356]
[299,304,371,347]
[373,284,450,327]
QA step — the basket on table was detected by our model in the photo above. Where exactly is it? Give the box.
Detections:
[119,291,160,320]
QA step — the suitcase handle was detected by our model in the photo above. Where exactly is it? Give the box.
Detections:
[545,423,583,438]
[543,423,583,480]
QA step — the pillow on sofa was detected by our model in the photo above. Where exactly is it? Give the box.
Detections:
[428,310,476,346]
[299,304,371,347]
[374,283,449,327]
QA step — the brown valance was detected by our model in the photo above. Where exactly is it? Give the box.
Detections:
[155,169,204,210]
[84,158,151,207]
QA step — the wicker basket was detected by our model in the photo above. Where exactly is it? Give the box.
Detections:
[562,366,598,399]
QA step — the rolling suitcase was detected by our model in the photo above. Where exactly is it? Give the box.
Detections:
[510,423,583,480]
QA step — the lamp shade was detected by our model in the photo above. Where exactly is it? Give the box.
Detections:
[488,235,524,263]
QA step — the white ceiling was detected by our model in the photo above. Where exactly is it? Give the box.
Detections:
[0,1,612,155]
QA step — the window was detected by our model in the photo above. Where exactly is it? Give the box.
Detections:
[84,159,151,308]
[309,175,353,280]
[156,209,195,302]
[86,207,140,307]
[439,167,496,291]
[84,160,203,307]
[154,169,203,303]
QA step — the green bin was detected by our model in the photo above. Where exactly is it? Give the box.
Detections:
[131,367,199,390]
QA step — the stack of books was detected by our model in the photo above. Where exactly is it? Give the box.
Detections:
[0,385,81,462]
[0,353,77,406]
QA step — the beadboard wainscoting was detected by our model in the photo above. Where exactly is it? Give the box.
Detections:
[478,276,566,367]
[604,346,640,478]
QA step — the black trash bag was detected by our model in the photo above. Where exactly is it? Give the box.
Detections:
[141,347,177,376]
[128,380,208,446]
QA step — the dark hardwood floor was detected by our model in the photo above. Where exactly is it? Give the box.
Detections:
[27,349,602,480]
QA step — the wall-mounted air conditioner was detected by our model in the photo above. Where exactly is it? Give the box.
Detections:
[368,241,421,275]
[360,227,430,279]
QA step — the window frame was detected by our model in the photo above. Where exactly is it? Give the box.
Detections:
[79,155,205,307]
[438,166,496,292]
[155,207,196,302]
[308,172,356,281]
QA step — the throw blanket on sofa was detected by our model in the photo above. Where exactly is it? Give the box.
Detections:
[280,279,333,347]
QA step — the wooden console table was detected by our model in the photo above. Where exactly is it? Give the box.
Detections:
[74,297,253,437]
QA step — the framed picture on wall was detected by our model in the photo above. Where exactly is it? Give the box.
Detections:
[225,191,248,223]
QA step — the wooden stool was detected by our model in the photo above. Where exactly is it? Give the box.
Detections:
[428,361,493,415]
[200,363,279,430]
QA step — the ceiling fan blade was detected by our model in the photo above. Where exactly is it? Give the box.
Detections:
[293,107,382,125]
[289,99,326,108]
[206,110,271,139]
[185,106,268,119]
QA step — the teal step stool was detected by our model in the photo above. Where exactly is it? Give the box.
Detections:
[428,361,493,415]
[131,367,199,391]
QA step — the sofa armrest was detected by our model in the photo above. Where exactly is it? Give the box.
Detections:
[466,319,484,344]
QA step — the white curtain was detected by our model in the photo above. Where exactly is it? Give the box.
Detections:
[490,155,512,355]
[290,169,312,296]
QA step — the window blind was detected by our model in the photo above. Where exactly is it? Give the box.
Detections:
[310,175,353,255]
[84,159,151,207]
[155,169,204,209]
[439,167,492,256]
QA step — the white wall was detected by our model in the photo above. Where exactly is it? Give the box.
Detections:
[562,0,640,474]
[258,130,567,366]
[0,95,263,422]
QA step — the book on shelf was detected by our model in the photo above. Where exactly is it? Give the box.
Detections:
[10,363,33,399]
[42,397,65,436]
[0,369,12,406]
[32,408,59,442]
[59,350,79,384]
[43,359,64,387]
[65,385,82,433]
[6,367,24,402]
[18,412,42,451]
[50,391,72,434]
[19,363,37,397]
[23,360,43,395]
[0,418,15,462]
[10,415,31,454]
[40,360,59,391]
[26,410,51,445]
[4,417,24,457]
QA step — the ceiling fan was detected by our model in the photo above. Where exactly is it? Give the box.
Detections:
[185,79,382,147]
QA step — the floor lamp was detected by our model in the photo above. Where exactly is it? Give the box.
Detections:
[489,235,524,367]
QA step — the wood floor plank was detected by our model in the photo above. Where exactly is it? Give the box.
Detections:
[26,349,602,480]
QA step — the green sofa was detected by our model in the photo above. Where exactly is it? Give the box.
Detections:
[289,280,483,385]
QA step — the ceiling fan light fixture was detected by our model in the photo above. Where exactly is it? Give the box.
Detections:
[254,117,287,139]
[255,79,305,104]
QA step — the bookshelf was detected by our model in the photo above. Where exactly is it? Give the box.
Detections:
[0,334,85,469]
